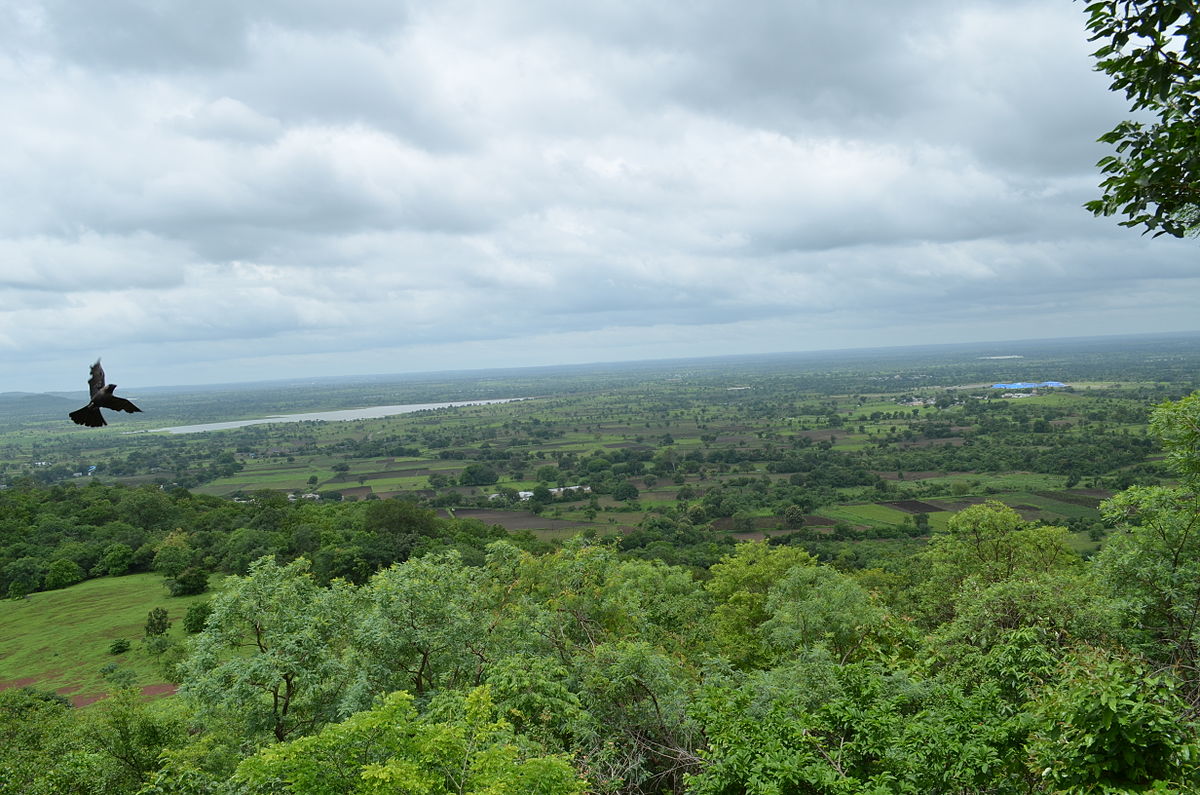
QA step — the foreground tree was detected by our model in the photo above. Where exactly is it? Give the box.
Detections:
[179,556,358,743]
[232,688,585,795]
[1084,1,1200,237]
[350,551,489,701]
[1028,650,1199,792]
[911,501,1080,627]
[1094,393,1200,705]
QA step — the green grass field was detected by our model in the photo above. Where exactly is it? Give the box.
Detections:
[815,503,914,528]
[0,573,216,704]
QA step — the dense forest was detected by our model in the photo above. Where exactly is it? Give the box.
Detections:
[3,377,1200,792]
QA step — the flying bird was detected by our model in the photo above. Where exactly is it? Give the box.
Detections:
[69,360,142,427]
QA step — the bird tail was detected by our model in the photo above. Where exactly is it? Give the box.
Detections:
[69,406,106,427]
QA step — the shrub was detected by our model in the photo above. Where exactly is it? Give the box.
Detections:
[166,567,209,597]
[144,607,171,638]
[182,601,213,634]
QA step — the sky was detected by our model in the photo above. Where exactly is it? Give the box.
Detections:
[2,0,1197,393]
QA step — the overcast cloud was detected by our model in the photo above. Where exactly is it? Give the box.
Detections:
[2,0,1196,393]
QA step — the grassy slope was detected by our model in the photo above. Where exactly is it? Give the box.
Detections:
[0,572,216,704]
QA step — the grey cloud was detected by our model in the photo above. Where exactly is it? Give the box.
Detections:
[25,0,416,72]
[0,233,189,292]
[168,97,282,143]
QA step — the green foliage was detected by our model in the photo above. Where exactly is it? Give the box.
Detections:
[705,542,815,669]
[181,601,212,634]
[7,383,1200,793]
[1097,485,1200,700]
[913,501,1080,626]
[165,567,208,596]
[1084,0,1200,237]
[575,640,700,793]
[1029,651,1199,791]
[613,480,640,501]
[0,687,75,794]
[760,564,888,664]
[153,531,194,579]
[43,558,84,591]
[483,654,586,750]
[0,686,186,794]
[5,556,43,598]
[80,688,189,790]
[179,556,358,742]
[96,542,135,577]
[688,664,1025,795]
[145,606,171,638]
[932,573,1125,706]
[109,637,131,655]
[460,463,500,486]
[349,551,488,700]
[232,688,585,795]
[1150,391,1200,481]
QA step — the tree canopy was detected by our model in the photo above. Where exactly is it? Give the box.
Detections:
[1085,1,1200,237]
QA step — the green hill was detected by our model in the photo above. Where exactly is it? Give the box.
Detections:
[0,572,214,705]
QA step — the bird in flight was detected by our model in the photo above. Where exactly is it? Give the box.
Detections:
[69,360,142,427]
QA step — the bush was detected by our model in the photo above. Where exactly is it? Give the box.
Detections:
[166,567,209,597]
[613,481,640,501]
[182,601,213,634]
[143,635,172,656]
[108,638,131,655]
[43,559,84,590]
[145,607,171,638]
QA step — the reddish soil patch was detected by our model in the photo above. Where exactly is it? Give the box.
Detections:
[925,497,989,511]
[803,515,836,526]
[1013,504,1042,512]
[603,442,654,450]
[1070,488,1114,497]
[451,509,591,532]
[881,500,948,514]
[68,683,178,707]
[0,676,41,690]
[334,469,440,482]
[335,486,374,499]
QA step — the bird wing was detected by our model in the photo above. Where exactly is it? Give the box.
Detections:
[105,396,142,414]
[88,360,106,399]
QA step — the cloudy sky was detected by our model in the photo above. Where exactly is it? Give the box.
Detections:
[2,0,1196,393]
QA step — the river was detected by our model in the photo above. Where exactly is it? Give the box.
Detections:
[142,398,525,434]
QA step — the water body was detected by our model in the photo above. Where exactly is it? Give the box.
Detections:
[143,398,525,435]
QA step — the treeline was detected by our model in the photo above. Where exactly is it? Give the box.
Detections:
[0,482,534,599]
